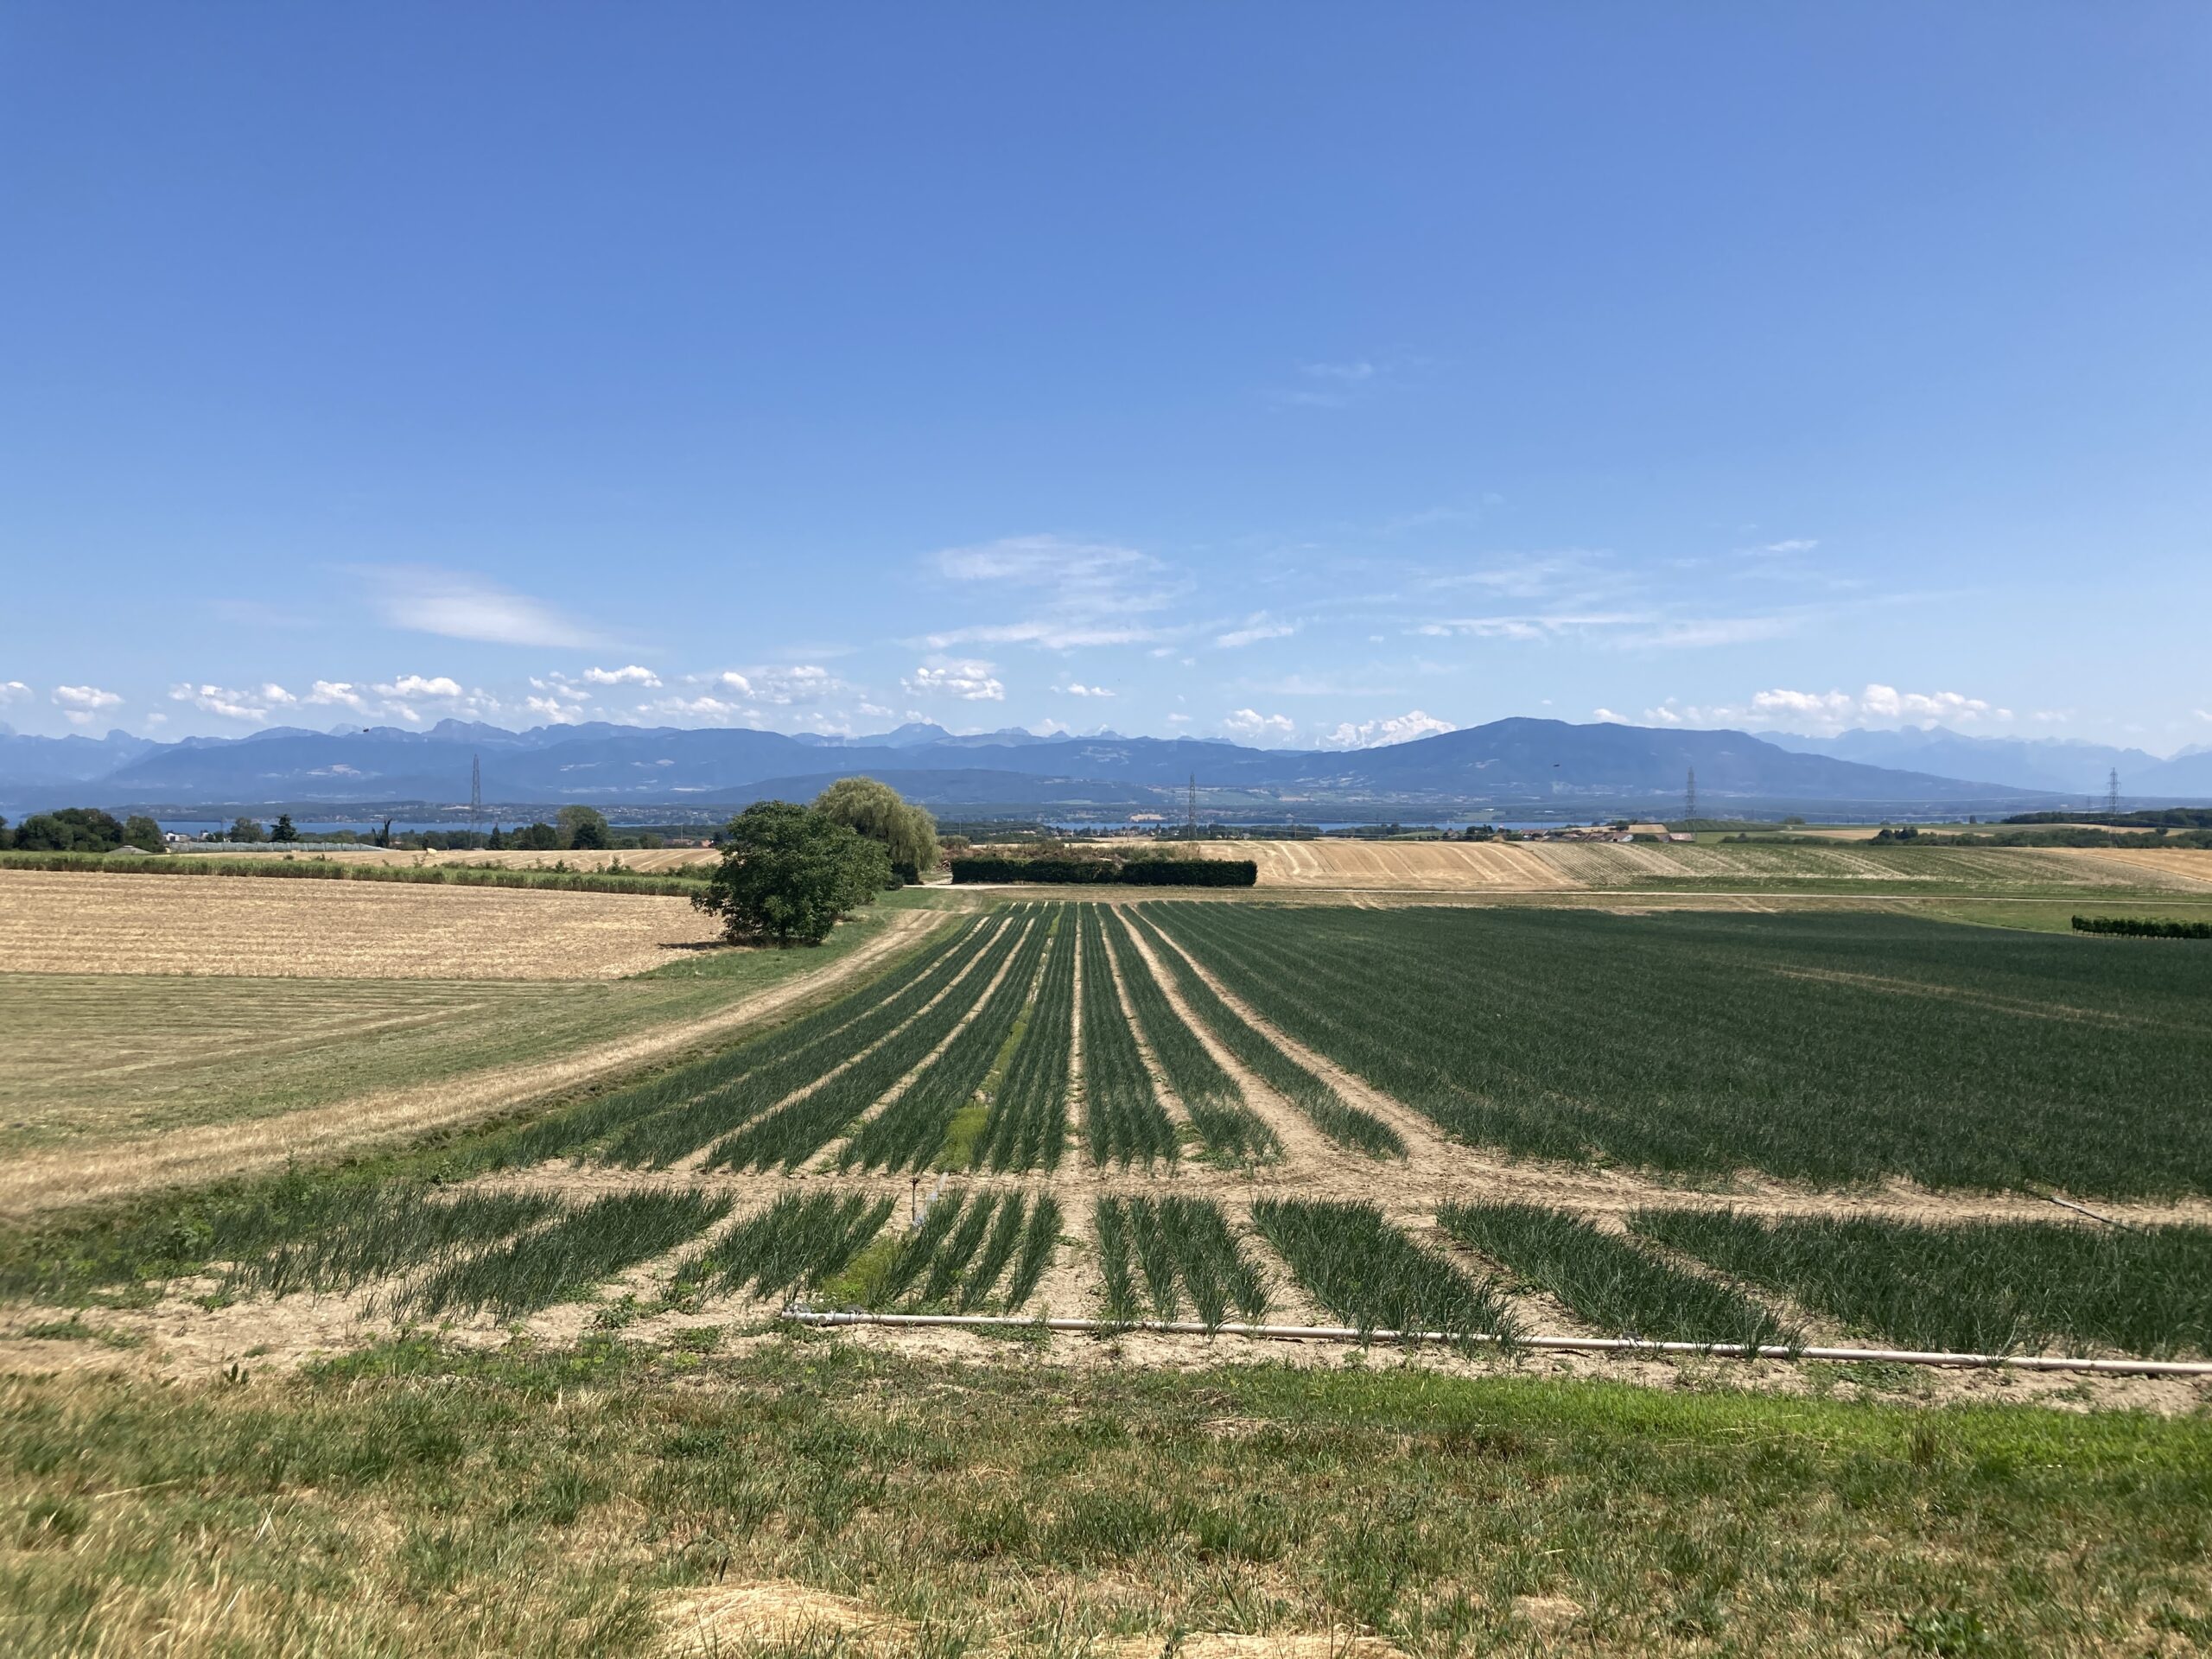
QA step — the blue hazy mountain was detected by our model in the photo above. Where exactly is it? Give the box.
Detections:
[0,715,2123,817]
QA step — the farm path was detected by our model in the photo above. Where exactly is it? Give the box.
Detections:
[0,908,942,1219]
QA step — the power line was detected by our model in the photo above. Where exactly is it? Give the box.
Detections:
[1684,766,1697,823]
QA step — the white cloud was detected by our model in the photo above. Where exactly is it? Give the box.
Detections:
[306,680,372,712]
[1215,615,1298,650]
[582,664,660,688]
[0,680,30,704]
[1222,708,1297,745]
[167,682,298,722]
[1063,682,1115,698]
[924,534,1179,651]
[524,695,589,724]
[1166,713,1192,725]
[1742,537,1819,556]
[1642,683,2017,736]
[1314,710,1454,750]
[1592,708,1628,723]
[374,675,465,700]
[364,567,607,648]
[53,684,122,725]
[904,659,1006,702]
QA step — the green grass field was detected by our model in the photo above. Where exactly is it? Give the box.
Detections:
[3,1339,2208,1657]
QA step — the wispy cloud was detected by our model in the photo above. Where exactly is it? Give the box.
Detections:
[1062,682,1115,698]
[363,567,609,649]
[1214,613,1298,650]
[1267,354,1425,410]
[921,534,1182,652]
[582,664,660,688]
[0,680,30,705]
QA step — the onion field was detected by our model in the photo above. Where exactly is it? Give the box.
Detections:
[1144,902,2212,1198]
[16,895,2210,1376]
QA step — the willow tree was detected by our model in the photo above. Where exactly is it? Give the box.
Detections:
[812,777,939,885]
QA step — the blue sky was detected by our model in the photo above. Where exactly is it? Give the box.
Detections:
[3,4,2208,753]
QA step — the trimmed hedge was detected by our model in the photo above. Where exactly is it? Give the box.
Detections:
[950,855,1257,887]
[2072,914,2212,940]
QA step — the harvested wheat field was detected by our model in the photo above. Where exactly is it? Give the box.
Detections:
[2045,846,2212,888]
[0,868,723,979]
[1198,838,1571,890]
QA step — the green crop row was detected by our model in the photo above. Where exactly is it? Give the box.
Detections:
[1250,1199,1519,1344]
[471,915,979,1171]
[601,916,995,1167]
[1125,906,1402,1156]
[1092,1196,1269,1332]
[1439,1203,1792,1351]
[229,1188,558,1302]
[822,1188,1063,1313]
[1102,909,1277,1165]
[1632,1210,2212,1358]
[676,1191,894,1306]
[841,913,1053,1171]
[1075,907,1180,1166]
[1150,905,2212,1198]
[408,1190,732,1319]
[971,910,1077,1172]
[709,913,1033,1171]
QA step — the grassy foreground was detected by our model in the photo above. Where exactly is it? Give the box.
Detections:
[3,1339,2209,1657]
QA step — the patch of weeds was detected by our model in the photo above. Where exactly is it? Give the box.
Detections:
[812,1233,901,1307]
[593,1294,645,1331]
[672,1325,722,1353]
[934,1103,989,1171]
[17,1497,86,1548]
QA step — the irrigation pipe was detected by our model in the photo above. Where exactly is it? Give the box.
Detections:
[781,1307,2212,1378]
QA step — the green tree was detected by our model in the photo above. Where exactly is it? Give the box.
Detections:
[486,824,508,850]
[516,822,561,851]
[557,805,611,850]
[15,808,126,852]
[271,814,299,843]
[812,776,939,884]
[120,815,166,854]
[692,800,889,946]
[229,817,267,843]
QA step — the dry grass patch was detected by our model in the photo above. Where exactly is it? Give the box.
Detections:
[0,868,723,979]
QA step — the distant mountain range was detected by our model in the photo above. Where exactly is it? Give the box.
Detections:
[12,715,2198,821]
[1764,726,2212,799]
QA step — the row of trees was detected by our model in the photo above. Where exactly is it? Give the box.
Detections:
[0,808,168,853]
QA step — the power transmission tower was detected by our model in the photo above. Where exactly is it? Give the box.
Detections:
[1185,772,1198,840]
[469,754,482,848]
[2107,767,2120,817]
[1684,766,1697,823]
